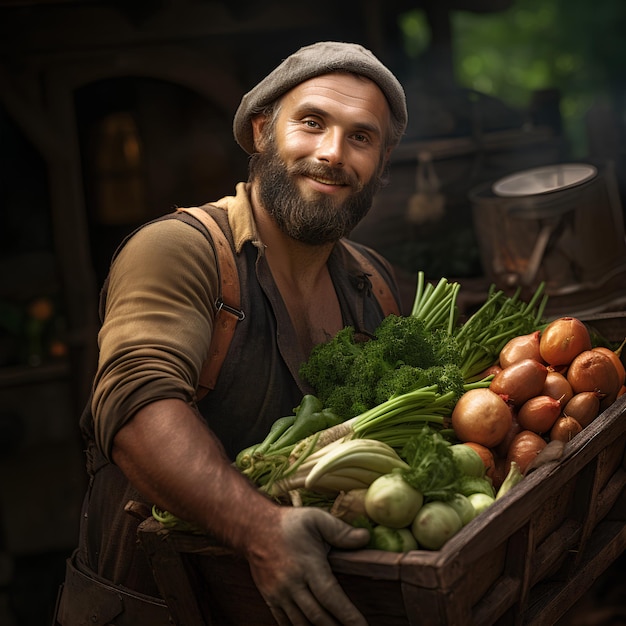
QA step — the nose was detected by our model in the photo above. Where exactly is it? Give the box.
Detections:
[316,128,344,167]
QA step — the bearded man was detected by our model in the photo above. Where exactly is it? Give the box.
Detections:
[55,41,408,626]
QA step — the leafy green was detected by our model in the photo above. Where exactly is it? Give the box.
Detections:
[400,426,463,501]
[300,314,464,420]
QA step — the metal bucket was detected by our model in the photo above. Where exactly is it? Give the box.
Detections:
[470,162,626,316]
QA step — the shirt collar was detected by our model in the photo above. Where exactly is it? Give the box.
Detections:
[212,182,262,254]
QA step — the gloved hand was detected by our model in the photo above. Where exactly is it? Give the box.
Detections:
[248,506,370,625]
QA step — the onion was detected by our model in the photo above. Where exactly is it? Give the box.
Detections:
[475,364,503,379]
[491,457,508,490]
[505,430,547,475]
[539,317,591,366]
[592,345,626,388]
[451,388,512,448]
[493,412,522,458]
[489,358,548,406]
[541,370,574,408]
[567,349,620,407]
[563,391,601,428]
[550,416,583,442]
[499,330,544,368]
[517,395,561,434]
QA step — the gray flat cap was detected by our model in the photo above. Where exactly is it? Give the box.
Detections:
[233,41,408,154]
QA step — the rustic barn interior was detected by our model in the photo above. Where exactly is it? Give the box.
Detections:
[1,1,625,624]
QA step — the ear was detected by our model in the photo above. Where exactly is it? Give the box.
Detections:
[251,113,269,152]
[383,146,393,166]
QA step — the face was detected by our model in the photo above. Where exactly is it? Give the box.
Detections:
[250,73,392,245]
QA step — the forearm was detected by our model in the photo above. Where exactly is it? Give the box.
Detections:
[111,398,281,557]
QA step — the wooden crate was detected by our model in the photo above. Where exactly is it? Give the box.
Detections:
[138,314,626,626]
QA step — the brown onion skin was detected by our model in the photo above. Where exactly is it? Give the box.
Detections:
[550,416,583,443]
[506,430,547,475]
[542,370,574,408]
[499,331,544,368]
[517,395,561,434]
[493,411,522,458]
[489,358,548,407]
[539,317,592,366]
[491,456,508,490]
[592,346,626,387]
[567,350,620,407]
[451,388,512,448]
[619,385,626,398]
[481,364,503,378]
[563,391,601,428]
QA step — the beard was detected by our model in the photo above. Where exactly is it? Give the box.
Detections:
[249,141,384,245]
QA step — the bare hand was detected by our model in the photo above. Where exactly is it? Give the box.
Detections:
[248,506,370,625]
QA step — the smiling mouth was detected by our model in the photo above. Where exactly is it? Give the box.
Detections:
[310,175,346,186]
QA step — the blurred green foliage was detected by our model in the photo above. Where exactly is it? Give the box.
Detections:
[400,0,626,157]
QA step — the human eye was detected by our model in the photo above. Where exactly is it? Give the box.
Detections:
[303,117,322,129]
[352,132,370,143]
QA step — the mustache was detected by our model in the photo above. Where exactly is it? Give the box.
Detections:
[289,161,360,189]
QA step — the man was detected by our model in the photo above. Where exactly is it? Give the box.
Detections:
[55,41,408,626]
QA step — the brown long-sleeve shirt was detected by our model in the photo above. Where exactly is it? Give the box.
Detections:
[78,182,401,593]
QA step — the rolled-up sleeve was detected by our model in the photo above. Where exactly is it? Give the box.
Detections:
[92,218,220,460]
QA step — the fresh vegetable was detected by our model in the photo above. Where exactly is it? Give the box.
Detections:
[409,272,461,331]
[593,341,626,387]
[489,358,548,407]
[329,489,368,523]
[449,444,486,478]
[458,475,495,498]
[517,395,561,434]
[448,493,477,525]
[541,370,574,408]
[237,381,486,494]
[300,274,548,420]
[267,437,408,497]
[453,282,547,380]
[523,439,565,474]
[151,506,204,534]
[550,416,583,442]
[567,349,621,407]
[400,426,463,501]
[505,430,547,475]
[303,439,408,492]
[411,501,463,550]
[467,493,495,515]
[499,330,543,368]
[237,276,548,496]
[563,391,601,427]
[299,314,464,421]
[493,416,522,460]
[369,525,418,552]
[463,441,497,479]
[495,461,523,499]
[364,470,424,528]
[235,395,342,471]
[451,388,512,448]
[539,317,592,366]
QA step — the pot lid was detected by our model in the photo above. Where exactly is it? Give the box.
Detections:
[492,163,597,197]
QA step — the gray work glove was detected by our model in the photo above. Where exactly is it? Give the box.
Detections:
[249,506,370,625]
